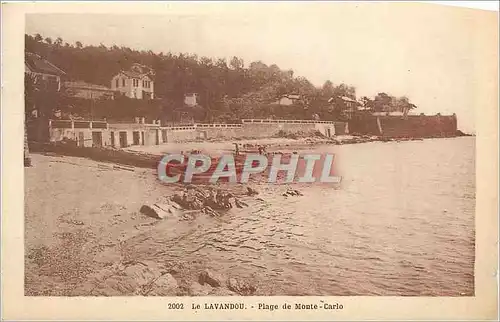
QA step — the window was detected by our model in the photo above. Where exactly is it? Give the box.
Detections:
[116,79,119,87]
[122,79,125,87]
[133,79,139,87]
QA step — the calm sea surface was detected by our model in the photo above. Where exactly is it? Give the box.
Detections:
[135,137,475,296]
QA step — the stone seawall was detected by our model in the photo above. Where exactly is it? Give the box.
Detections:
[46,119,348,146]
[348,114,458,138]
[379,114,457,138]
[195,125,242,140]
[348,115,381,135]
[45,115,459,147]
[163,120,346,142]
[239,119,344,138]
[165,127,199,142]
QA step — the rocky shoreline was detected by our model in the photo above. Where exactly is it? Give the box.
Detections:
[24,154,272,296]
[74,260,256,296]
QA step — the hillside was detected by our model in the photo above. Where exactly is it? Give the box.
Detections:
[25,33,414,123]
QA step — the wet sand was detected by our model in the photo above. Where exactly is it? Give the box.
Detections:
[24,137,475,296]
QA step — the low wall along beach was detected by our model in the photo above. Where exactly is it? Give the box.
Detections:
[43,114,458,149]
[45,119,347,148]
[348,114,458,138]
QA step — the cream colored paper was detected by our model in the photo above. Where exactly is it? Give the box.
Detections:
[2,2,498,320]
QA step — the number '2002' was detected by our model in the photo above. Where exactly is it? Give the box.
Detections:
[168,303,184,309]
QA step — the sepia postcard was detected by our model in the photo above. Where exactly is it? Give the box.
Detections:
[1,1,498,321]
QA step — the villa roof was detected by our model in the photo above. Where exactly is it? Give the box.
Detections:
[340,96,358,103]
[328,96,359,104]
[117,70,152,79]
[282,94,301,99]
[25,52,66,76]
[115,63,155,79]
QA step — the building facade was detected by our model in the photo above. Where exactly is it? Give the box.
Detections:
[184,93,199,107]
[273,94,302,106]
[111,63,154,99]
[47,118,348,148]
[328,96,361,120]
[25,52,66,91]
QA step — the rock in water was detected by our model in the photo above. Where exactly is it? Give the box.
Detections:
[201,206,219,217]
[140,203,177,219]
[124,262,160,287]
[198,270,222,287]
[227,277,257,295]
[157,202,182,214]
[246,187,259,196]
[284,188,303,197]
[168,186,252,215]
[149,273,179,296]
[234,198,248,208]
[140,204,167,219]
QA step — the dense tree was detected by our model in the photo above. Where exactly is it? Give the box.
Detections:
[322,80,335,97]
[360,96,373,109]
[373,92,393,112]
[229,56,244,70]
[24,33,416,123]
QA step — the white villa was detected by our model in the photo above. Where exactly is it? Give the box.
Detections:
[184,93,199,107]
[111,63,154,99]
[273,94,302,106]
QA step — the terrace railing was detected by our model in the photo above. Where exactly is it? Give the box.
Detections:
[49,119,109,130]
[241,119,337,124]
[49,119,340,130]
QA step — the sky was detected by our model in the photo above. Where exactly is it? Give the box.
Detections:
[25,2,498,133]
